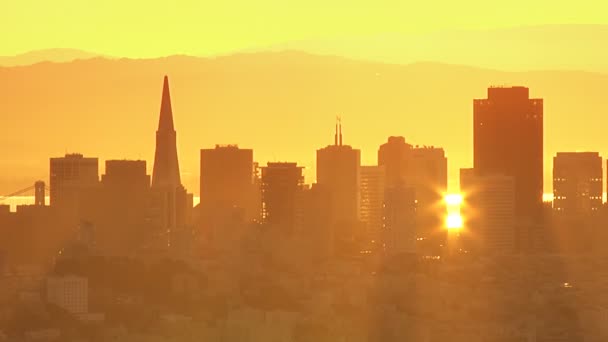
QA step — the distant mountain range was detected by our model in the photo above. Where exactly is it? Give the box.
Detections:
[3,25,608,72]
[254,25,608,72]
[0,48,103,67]
[0,50,607,195]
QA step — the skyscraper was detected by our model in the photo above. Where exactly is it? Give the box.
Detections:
[152,76,181,190]
[97,160,152,253]
[460,168,516,254]
[359,165,385,248]
[410,146,448,254]
[553,152,603,215]
[49,153,99,209]
[296,183,334,260]
[474,86,543,223]
[378,137,448,254]
[150,76,192,242]
[384,185,417,256]
[261,162,304,232]
[200,145,256,221]
[316,120,360,224]
[102,160,150,191]
[378,136,412,188]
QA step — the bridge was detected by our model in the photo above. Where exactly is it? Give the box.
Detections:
[0,181,49,206]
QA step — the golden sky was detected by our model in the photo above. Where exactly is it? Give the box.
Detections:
[2,0,607,57]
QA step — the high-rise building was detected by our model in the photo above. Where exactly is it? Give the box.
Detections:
[378,137,448,254]
[150,76,192,239]
[384,185,416,256]
[152,76,181,191]
[261,162,304,232]
[94,160,152,253]
[474,86,543,223]
[359,165,385,248]
[316,120,360,224]
[46,275,88,314]
[411,146,448,254]
[460,168,516,254]
[378,136,413,188]
[296,184,334,260]
[102,160,150,190]
[553,152,603,215]
[200,145,257,221]
[49,153,99,209]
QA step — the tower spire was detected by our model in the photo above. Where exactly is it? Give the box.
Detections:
[157,75,175,132]
[152,76,181,189]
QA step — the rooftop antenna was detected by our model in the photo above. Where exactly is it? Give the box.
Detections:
[334,116,338,146]
[338,116,343,146]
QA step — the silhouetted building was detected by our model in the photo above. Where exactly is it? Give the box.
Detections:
[46,275,88,314]
[49,153,99,214]
[411,146,448,255]
[150,76,193,244]
[103,160,150,190]
[461,168,516,254]
[90,160,153,254]
[553,152,603,215]
[378,136,412,188]
[200,145,258,222]
[549,152,602,254]
[378,137,447,254]
[474,86,543,224]
[359,165,385,249]
[316,120,360,224]
[152,76,181,191]
[261,162,304,232]
[384,185,416,256]
[296,184,334,260]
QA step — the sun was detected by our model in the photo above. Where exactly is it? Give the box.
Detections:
[444,193,463,230]
[445,194,463,206]
[446,213,463,230]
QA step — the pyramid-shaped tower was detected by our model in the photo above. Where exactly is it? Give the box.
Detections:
[152,76,181,189]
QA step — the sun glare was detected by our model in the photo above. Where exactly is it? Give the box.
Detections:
[444,193,464,230]
[446,213,463,230]
[445,194,463,206]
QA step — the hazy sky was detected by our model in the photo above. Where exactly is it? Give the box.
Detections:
[3,0,607,57]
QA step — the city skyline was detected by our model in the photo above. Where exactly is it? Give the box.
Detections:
[3,2,608,340]
[3,52,608,197]
[3,76,608,204]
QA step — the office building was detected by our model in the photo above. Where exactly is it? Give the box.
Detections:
[261,162,304,232]
[49,153,98,208]
[359,165,385,247]
[316,121,360,224]
[46,275,88,314]
[200,145,257,221]
[460,168,516,254]
[553,152,603,215]
[474,86,543,223]
[384,185,416,256]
